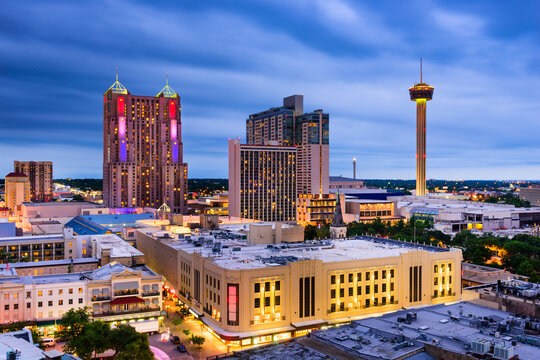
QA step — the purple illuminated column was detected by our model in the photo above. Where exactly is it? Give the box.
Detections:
[169,100,178,163]
[118,97,127,162]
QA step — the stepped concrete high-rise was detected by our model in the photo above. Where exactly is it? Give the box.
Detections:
[409,59,434,196]
[103,73,187,213]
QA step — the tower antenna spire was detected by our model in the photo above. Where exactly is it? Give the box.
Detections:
[116,67,119,81]
[420,57,422,83]
[166,72,168,86]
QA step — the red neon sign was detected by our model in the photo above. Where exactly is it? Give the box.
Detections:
[117,97,125,116]
[169,101,175,119]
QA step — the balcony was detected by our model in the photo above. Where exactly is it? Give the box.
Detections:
[114,289,139,296]
[93,306,161,317]
[92,295,111,302]
[142,291,160,297]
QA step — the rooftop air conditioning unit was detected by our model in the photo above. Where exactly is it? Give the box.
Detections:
[494,344,513,359]
[471,338,490,354]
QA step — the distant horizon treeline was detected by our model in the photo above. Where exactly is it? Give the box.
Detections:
[2,178,538,194]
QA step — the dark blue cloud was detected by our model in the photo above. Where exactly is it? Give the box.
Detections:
[0,0,539,179]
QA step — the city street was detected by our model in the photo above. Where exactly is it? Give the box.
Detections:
[153,299,229,360]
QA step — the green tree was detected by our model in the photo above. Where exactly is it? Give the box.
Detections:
[58,307,92,355]
[182,329,191,338]
[31,328,44,349]
[316,224,330,239]
[304,225,317,240]
[190,334,206,348]
[79,321,110,360]
[71,194,84,202]
[115,334,154,360]
[109,324,140,357]
[111,325,154,360]
[172,318,183,326]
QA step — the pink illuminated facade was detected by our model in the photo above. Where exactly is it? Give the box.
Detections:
[103,77,187,213]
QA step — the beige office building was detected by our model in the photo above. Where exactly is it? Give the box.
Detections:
[228,139,297,222]
[4,172,31,211]
[137,228,462,346]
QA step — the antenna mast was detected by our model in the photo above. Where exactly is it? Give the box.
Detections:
[420,57,423,83]
[116,67,119,81]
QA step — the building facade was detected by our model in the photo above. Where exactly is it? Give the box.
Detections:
[519,186,540,207]
[329,176,364,190]
[0,262,163,332]
[103,76,187,213]
[13,161,53,202]
[5,173,31,211]
[245,95,329,197]
[137,229,462,346]
[297,194,337,227]
[229,140,297,222]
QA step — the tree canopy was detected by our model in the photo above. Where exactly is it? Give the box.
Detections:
[58,308,154,360]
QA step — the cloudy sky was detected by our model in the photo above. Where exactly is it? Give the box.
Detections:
[0,0,539,180]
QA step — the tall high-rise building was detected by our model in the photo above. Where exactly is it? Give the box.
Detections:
[409,60,434,196]
[103,75,187,213]
[294,110,329,195]
[5,172,31,211]
[229,139,296,221]
[246,95,329,195]
[13,161,53,202]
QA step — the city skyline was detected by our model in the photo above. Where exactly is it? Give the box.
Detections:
[1,0,539,180]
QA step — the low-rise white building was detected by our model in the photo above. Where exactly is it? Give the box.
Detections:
[395,196,540,233]
[0,262,163,333]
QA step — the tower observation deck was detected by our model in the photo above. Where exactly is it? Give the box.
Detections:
[409,59,434,196]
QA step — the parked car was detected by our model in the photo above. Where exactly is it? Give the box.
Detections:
[42,337,56,347]
[170,335,181,344]
[177,344,187,353]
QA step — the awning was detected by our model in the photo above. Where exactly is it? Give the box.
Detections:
[109,296,145,305]
[200,316,294,341]
[36,320,61,327]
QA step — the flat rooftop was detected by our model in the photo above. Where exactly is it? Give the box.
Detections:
[89,234,144,258]
[343,302,540,360]
[398,196,540,215]
[0,262,159,286]
[140,229,452,270]
[0,334,44,360]
[0,233,64,243]
[22,201,102,207]
[7,257,98,269]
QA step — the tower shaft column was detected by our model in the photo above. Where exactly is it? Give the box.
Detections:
[416,99,426,196]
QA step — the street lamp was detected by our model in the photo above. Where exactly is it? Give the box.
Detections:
[165,305,169,318]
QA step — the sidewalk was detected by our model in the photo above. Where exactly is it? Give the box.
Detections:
[160,299,228,360]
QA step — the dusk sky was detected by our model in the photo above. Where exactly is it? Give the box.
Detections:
[1,0,539,180]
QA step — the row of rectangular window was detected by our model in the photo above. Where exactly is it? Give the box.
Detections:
[330,296,395,312]
[254,296,280,308]
[331,269,394,285]
[434,263,452,272]
[433,289,453,298]
[4,298,83,310]
[205,274,221,290]
[254,281,281,293]
[331,283,394,298]
[434,276,452,286]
